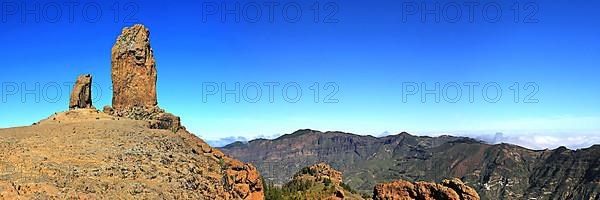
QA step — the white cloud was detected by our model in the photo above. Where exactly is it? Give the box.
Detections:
[473,132,600,150]
[203,133,282,147]
[204,136,249,147]
[457,115,600,132]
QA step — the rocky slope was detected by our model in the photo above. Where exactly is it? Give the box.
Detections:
[220,129,600,199]
[0,109,263,199]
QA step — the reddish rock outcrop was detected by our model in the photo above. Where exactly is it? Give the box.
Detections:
[69,74,93,110]
[190,134,264,200]
[111,24,157,110]
[373,179,480,200]
[442,178,480,200]
[223,160,264,200]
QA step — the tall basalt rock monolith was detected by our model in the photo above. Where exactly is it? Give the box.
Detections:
[111,24,157,110]
[69,74,93,110]
[108,24,181,132]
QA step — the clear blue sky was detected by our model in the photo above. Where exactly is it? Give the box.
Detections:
[0,0,598,148]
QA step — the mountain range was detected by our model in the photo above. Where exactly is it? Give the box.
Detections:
[220,129,600,199]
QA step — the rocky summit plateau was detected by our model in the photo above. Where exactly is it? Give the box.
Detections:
[0,24,263,199]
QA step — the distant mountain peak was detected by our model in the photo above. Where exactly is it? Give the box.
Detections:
[276,129,321,140]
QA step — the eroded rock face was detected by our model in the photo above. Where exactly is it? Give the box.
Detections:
[69,74,93,110]
[111,24,157,110]
[223,159,264,200]
[373,179,480,200]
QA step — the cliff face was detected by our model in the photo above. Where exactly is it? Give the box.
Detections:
[220,129,600,199]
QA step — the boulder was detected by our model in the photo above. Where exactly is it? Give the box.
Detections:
[442,178,480,200]
[148,112,182,132]
[111,24,157,110]
[69,74,93,110]
[102,106,114,114]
